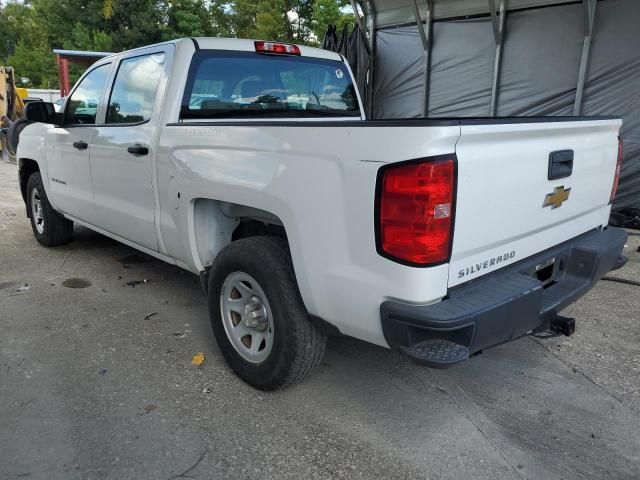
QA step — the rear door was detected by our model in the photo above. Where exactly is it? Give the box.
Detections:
[449,119,621,287]
[90,46,172,250]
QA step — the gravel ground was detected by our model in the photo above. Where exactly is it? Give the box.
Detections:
[1,159,639,480]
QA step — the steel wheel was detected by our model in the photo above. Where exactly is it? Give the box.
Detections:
[30,187,45,235]
[220,271,274,364]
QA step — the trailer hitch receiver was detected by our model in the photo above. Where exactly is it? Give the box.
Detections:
[550,315,576,337]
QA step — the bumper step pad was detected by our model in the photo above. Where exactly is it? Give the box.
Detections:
[401,339,469,368]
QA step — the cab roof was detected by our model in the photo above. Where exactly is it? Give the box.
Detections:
[100,37,343,63]
[189,38,342,62]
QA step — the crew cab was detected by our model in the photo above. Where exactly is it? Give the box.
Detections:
[16,38,627,390]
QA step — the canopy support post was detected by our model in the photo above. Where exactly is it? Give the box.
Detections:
[411,0,433,117]
[56,55,70,97]
[574,0,597,116]
[365,0,377,118]
[489,0,506,117]
[350,0,377,117]
[349,0,373,56]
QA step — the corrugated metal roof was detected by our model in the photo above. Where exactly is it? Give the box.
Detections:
[52,49,113,62]
[375,0,579,27]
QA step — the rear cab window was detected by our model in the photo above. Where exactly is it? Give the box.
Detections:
[181,51,360,119]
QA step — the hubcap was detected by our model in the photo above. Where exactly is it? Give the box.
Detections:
[30,188,45,235]
[220,272,274,363]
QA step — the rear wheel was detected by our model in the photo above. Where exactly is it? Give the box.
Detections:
[208,236,326,390]
[26,172,73,246]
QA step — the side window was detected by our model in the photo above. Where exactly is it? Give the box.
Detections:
[107,53,165,124]
[66,63,110,125]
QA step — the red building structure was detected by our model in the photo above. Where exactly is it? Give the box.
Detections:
[53,49,112,97]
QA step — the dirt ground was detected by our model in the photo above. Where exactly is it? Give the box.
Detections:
[1,159,639,480]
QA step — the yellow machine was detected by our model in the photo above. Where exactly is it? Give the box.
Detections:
[16,87,28,100]
[1,66,27,161]
[0,66,26,119]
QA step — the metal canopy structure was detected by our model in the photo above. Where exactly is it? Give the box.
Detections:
[52,49,112,97]
[349,0,600,117]
[372,0,579,27]
[343,0,640,211]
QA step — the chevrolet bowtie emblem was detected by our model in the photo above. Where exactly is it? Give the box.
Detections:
[543,186,571,209]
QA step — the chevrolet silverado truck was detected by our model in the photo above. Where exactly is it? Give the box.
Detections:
[16,38,627,390]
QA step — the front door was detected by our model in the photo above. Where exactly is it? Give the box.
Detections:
[46,63,111,221]
[90,50,169,251]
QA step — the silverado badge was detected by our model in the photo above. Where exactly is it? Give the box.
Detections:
[543,186,571,209]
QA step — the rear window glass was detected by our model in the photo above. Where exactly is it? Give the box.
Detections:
[182,52,360,119]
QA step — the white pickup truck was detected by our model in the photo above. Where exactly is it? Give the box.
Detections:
[16,38,627,390]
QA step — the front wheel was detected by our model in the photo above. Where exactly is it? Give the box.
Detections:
[208,236,327,390]
[26,172,74,246]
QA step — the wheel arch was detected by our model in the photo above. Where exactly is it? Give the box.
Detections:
[189,197,288,274]
[190,197,340,337]
[18,158,41,213]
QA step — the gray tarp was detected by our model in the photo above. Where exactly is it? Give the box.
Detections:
[583,0,640,211]
[322,25,372,111]
[373,27,426,118]
[428,18,494,117]
[373,0,640,210]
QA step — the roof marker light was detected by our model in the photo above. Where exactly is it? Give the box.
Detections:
[254,41,301,56]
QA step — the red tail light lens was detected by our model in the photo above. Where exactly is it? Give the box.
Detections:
[376,156,456,266]
[254,41,301,56]
[610,136,623,204]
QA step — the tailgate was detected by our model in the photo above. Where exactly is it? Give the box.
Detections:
[449,118,621,288]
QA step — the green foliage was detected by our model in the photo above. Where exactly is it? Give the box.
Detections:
[0,2,37,61]
[0,0,355,89]
[312,0,353,43]
[163,0,218,40]
[8,42,59,89]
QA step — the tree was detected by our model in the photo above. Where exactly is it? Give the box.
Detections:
[0,0,355,89]
[255,0,292,41]
[312,0,353,43]
[208,0,233,38]
[2,1,58,88]
[227,0,259,38]
[289,0,316,43]
[0,2,35,62]
[163,0,217,41]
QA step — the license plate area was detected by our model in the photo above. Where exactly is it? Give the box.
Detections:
[523,253,569,289]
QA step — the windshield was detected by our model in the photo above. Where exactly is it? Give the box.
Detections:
[182,51,361,119]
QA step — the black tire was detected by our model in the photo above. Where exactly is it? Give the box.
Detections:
[26,172,73,246]
[208,236,327,390]
[6,118,31,156]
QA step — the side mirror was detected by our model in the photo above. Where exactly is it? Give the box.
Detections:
[23,101,58,125]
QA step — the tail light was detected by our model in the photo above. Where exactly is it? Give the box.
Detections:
[376,155,456,266]
[610,136,623,204]
[254,41,301,56]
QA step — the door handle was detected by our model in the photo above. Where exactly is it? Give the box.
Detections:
[72,141,88,150]
[548,150,574,180]
[127,144,149,156]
